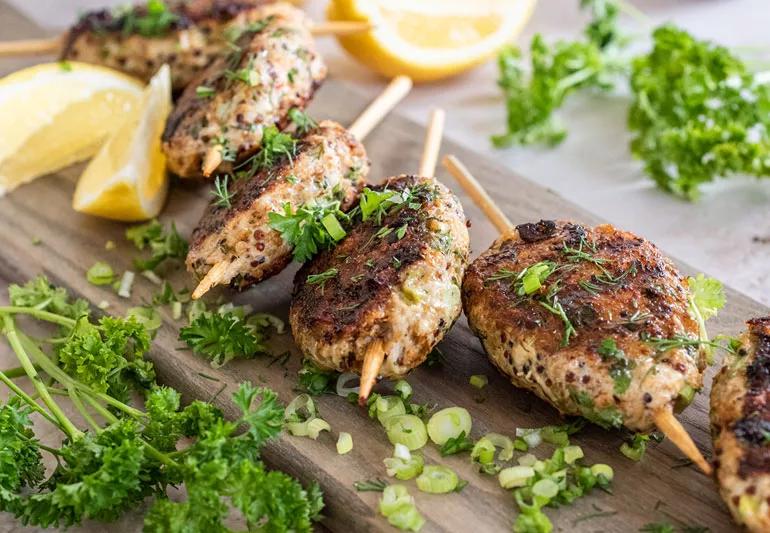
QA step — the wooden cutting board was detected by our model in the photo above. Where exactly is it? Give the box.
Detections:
[1,3,766,532]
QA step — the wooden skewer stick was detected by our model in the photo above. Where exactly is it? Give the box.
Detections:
[191,76,413,300]
[654,409,712,475]
[418,109,446,177]
[348,76,413,140]
[441,153,713,476]
[0,21,373,58]
[358,340,385,405]
[358,108,446,403]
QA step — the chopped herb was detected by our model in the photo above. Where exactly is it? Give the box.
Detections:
[179,310,272,368]
[391,257,402,269]
[620,433,651,461]
[439,431,474,456]
[195,85,215,99]
[571,390,623,429]
[268,200,349,262]
[297,359,338,395]
[286,174,299,184]
[289,108,317,135]
[237,126,297,177]
[597,338,634,394]
[212,174,233,208]
[396,224,408,240]
[354,478,389,492]
[640,523,675,533]
[121,0,179,37]
[306,268,338,289]
[126,219,188,272]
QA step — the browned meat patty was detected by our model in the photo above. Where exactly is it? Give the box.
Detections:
[711,317,770,532]
[186,120,368,293]
[162,2,326,178]
[62,0,273,91]
[290,175,469,378]
[462,220,703,432]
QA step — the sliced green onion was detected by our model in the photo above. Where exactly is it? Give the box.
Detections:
[563,445,584,465]
[485,432,514,461]
[384,445,424,480]
[675,384,696,411]
[307,418,330,439]
[394,380,413,400]
[285,393,317,421]
[141,270,163,285]
[385,415,428,450]
[590,463,614,481]
[376,395,407,424]
[171,301,183,320]
[379,484,413,516]
[516,428,542,449]
[518,453,537,467]
[379,486,424,532]
[321,213,346,241]
[187,300,207,322]
[415,465,459,494]
[498,465,535,489]
[126,306,161,332]
[117,270,135,298]
[97,300,110,310]
[87,261,115,286]
[337,432,353,454]
[386,504,425,532]
[540,426,570,447]
[469,374,488,389]
[471,437,496,465]
[532,479,559,499]
[427,407,472,446]
[336,373,360,397]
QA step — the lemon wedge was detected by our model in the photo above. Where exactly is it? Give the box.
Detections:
[328,0,537,82]
[0,62,143,194]
[73,65,172,222]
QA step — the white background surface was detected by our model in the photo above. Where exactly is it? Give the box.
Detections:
[7,0,770,305]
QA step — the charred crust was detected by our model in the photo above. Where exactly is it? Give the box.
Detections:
[516,220,557,243]
[292,175,451,341]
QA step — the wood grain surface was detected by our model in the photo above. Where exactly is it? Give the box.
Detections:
[1,3,766,532]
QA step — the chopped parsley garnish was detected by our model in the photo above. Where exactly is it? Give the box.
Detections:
[237,126,297,177]
[297,359,339,395]
[121,0,179,37]
[125,219,188,272]
[289,108,318,135]
[571,390,623,429]
[597,338,635,395]
[268,200,349,262]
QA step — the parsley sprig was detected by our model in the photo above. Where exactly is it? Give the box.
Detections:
[0,277,322,530]
[125,219,188,272]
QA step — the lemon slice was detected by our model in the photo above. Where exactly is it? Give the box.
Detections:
[0,62,143,194]
[328,0,537,82]
[73,65,172,222]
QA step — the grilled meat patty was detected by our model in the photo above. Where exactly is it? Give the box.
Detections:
[162,2,326,178]
[187,120,368,291]
[290,175,469,378]
[462,220,703,432]
[62,0,272,91]
[711,317,770,532]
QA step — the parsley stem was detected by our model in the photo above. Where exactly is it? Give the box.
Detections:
[0,368,60,427]
[0,306,77,328]
[68,387,101,433]
[0,365,32,379]
[1,315,83,439]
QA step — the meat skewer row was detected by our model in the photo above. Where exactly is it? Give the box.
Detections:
[0,0,370,91]
[162,2,327,179]
[711,317,770,532]
[290,110,471,403]
[187,75,413,299]
[443,155,713,474]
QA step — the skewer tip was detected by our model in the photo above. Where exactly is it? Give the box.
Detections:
[202,147,224,178]
[654,409,712,475]
[358,340,385,405]
[191,261,230,300]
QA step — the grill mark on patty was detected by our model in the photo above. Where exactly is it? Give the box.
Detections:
[292,175,443,340]
[735,318,770,477]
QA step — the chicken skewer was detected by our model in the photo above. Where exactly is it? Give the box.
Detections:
[0,0,370,91]
[187,75,413,299]
[443,154,712,475]
[289,110,471,404]
[162,2,327,179]
[711,317,770,532]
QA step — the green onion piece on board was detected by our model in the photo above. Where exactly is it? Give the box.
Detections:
[427,407,472,446]
[126,306,162,332]
[394,380,413,400]
[384,444,424,480]
[378,485,424,532]
[87,261,115,285]
[376,395,407,425]
[485,432,515,461]
[563,445,584,465]
[337,432,353,454]
[469,374,488,389]
[415,465,459,494]
[379,485,413,516]
[385,414,428,450]
[498,465,535,489]
[532,478,559,499]
[590,463,614,481]
[471,437,496,465]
